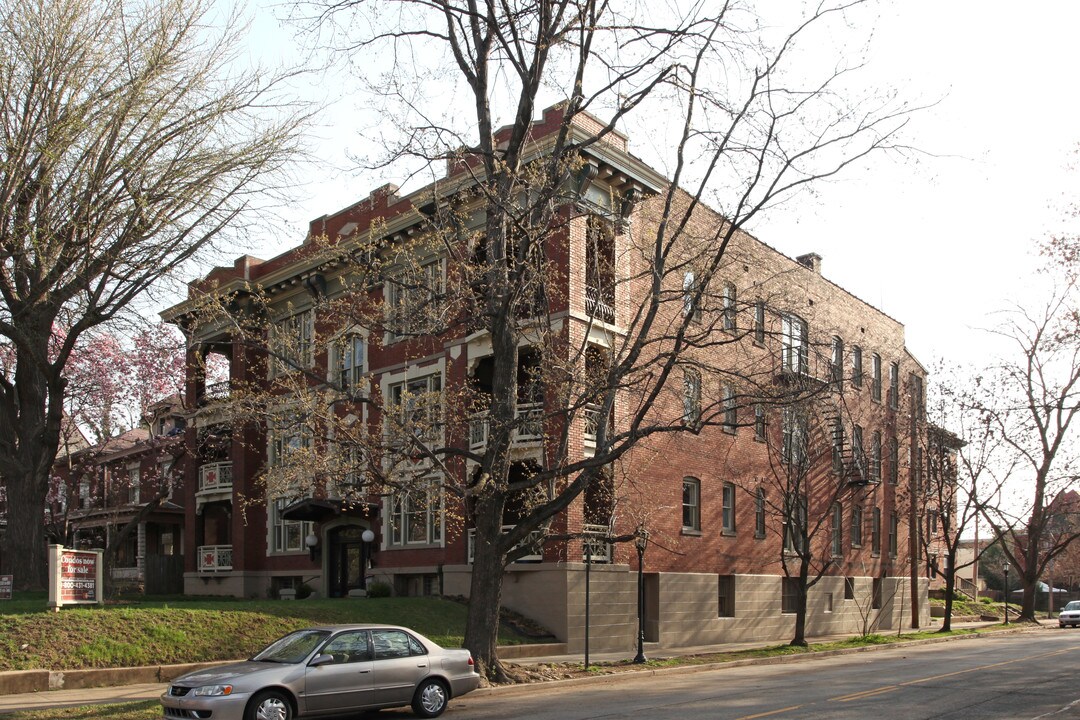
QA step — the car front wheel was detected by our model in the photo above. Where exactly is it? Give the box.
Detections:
[412,678,449,718]
[247,690,294,720]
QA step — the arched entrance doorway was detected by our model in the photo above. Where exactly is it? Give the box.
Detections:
[327,525,373,598]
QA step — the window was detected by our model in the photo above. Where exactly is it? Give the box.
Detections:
[889,361,900,409]
[831,503,843,557]
[718,575,735,617]
[889,512,899,557]
[683,271,701,322]
[722,283,737,331]
[755,488,766,538]
[722,482,736,533]
[781,314,808,374]
[126,466,140,505]
[832,418,845,474]
[888,436,899,484]
[783,494,807,554]
[781,577,799,614]
[271,497,312,553]
[844,577,855,600]
[79,480,90,509]
[871,354,882,402]
[682,477,701,532]
[322,631,373,664]
[754,404,766,441]
[372,629,427,659]
[872,507,882,555]
[851,505,863,547]
[831,336,844,389]
[682,368,701,426]
[270,309,314,376]
[852,346,863,388]
[927,509,940,536]
[722,384,737,433]
[389,373,443,441]
[387,259,445,339]
[270,418,312,468]
[336,334,367,392]
[782,408,807,469]
[871,431,882,482]
[389,480,444,546]
[872,577,883,609]
[754,301,766,344]
[911,373,925,422]
[852,424,866,480]
[825,592,834,613]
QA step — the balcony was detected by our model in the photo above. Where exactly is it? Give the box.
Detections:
[467,525,543,563]
[468,402,543,450]
[585,284,615,324]
[204,381,231,401]
[199,462,233,493]
[582,523,613,563]
[198,544,233,572]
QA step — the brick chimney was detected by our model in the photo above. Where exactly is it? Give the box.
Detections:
[797,252,822,275]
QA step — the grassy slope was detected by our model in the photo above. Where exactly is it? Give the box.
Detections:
[0,594,531,671]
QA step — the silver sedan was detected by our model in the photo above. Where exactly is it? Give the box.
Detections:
[160,624,481,720]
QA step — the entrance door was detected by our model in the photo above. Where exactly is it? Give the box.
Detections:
[328,526,366,598]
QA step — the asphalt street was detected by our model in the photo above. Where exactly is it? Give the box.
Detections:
[443,630,1080,720]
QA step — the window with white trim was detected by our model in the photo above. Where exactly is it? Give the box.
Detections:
[682,477,701,532]
[387,258,445,340]
[683,271,702,323]
[852,345,863,388]
[682,368,701,426]
[334,333,367,393]
[722,482,736,533]
[851,505,863,547]
[781,314,808,374]
[269,309,314,376]
[271,497,312,553]
[388,373,443,442]
[722,283,737,331]
[388,479,444,546]
[722,384,737,433]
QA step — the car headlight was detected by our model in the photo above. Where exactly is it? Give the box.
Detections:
[193,684,233,696]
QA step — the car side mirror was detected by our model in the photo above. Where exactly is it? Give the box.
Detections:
[309,654,336,667]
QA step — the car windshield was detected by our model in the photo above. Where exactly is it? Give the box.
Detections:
[1064,601,1080,611]
[252,630,331,663]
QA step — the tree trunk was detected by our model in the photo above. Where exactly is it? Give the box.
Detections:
[0,467,51,590]
[463,492,510,681]
[0,316,65,591]
[791,566,809,647]
[941,561,955,632]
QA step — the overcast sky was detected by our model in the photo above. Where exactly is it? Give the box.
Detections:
[241,0,1080,372]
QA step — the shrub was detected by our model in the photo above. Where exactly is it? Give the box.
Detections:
[980,596,994,604]
[296,583,314,600]
[367,582,392,598]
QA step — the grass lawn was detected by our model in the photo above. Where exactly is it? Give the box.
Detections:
[3,701,161,720]
[0,592,538,671]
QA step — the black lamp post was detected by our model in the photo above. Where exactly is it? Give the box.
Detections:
[1003,562,1010,625]
[633,526,650,664]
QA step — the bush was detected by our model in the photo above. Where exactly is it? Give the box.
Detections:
[296,583,313,600]
[980,596,994,604]
[367,582,392,598]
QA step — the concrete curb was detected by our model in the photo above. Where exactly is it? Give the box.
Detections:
[0,661,234,696]
[472,625,1045,699]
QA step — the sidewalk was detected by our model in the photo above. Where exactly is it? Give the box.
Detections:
[0,620,1008,715]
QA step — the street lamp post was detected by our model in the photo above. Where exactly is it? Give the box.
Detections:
[1003,562,1010,625]
[633,527,650,664]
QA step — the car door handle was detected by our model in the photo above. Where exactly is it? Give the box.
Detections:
[417,663,428,668]
[358,669,371,673]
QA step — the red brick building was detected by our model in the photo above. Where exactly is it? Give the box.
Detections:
[163,105,933,648]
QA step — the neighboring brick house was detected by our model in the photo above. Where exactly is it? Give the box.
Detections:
[50,397,188,593]
[162,104,934,648]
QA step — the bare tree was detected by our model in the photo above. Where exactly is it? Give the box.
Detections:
[921,363,1016,631]
[190,0,920,678]
[975,270,1080,622]
[0,0,309,589]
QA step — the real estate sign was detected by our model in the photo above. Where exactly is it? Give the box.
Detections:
[48,545,104,610]
[0,575,11,600]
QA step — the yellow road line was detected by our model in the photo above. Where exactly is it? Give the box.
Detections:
[734,705,803,720]
[833,685,899,702]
